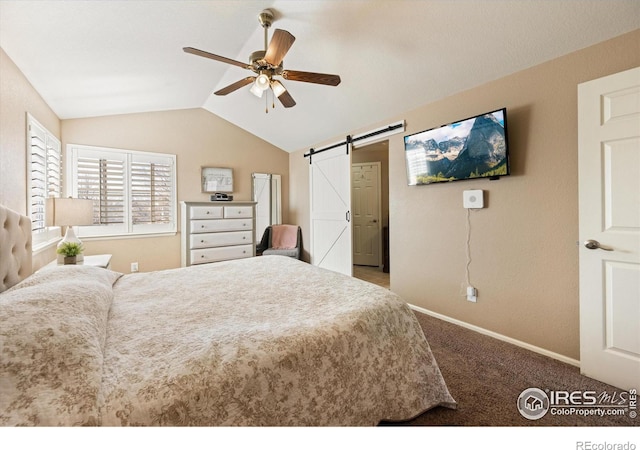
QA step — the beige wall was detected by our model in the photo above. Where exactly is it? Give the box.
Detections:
[62,109,289,273]
[0,48,61,269]
[289,29,640,360]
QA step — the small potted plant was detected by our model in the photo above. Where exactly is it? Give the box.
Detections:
[57,242,84,265]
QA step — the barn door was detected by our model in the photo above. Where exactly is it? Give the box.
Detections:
[309,145,352,276]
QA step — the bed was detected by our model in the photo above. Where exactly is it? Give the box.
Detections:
[0,204,455,426]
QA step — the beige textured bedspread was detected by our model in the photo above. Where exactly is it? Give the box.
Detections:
[102,256,455,425]
[1,256,455,426]
[0,266,121,426]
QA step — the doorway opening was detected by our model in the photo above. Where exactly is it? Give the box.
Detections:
[351,140,390,289]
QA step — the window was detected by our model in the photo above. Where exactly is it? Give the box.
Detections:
[68,144,176,238]
[27,114,62,249]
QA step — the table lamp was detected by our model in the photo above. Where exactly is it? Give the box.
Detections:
[46,197,93,263]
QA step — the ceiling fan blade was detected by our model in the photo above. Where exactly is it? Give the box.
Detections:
[264,29,295,66]
[214,77,255,96]
[183,47,250,70]
[277,89,296,108]
[281,70,341,86]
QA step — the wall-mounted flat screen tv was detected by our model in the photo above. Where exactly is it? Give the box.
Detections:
[404,107,510,186]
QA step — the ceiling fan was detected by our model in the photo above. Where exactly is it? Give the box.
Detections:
[183,9,341,111]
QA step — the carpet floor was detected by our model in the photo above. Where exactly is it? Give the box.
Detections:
[382,311,637,427]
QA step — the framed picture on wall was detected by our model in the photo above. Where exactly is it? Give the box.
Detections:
[201,167,233,193]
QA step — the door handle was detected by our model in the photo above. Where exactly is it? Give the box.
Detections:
[584,239,613,251]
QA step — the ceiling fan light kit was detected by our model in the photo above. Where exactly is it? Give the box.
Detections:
[184,8,340,111]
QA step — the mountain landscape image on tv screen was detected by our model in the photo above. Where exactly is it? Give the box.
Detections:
[404,108,509,185]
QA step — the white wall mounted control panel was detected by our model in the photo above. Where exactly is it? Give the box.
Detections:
[463,190,484,209]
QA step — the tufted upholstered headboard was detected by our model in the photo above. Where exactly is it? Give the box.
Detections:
[0,205,33,293]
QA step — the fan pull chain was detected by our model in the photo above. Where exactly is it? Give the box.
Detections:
[264,89,276,113]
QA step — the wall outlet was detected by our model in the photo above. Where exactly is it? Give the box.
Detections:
[131,262,139,273]
[466,286,477,302]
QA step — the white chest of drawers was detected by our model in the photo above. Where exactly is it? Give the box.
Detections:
[181,201,256,267]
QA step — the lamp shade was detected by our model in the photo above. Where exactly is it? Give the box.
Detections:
[271,80,287,97]
[255,73,270,91]
[250,83,265,98]
[46,197,93,227]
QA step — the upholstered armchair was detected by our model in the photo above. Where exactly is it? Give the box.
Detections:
[256,225,302,259]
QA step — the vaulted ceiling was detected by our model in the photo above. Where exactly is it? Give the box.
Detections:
[1,1,638,152]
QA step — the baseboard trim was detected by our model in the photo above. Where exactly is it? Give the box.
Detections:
[408,304,580,368]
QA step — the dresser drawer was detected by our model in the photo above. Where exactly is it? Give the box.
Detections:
[224,206,253,218]
[190,218,253,233]
[190,230,252,249]
[190,206,224,220]
[190,244,253,265]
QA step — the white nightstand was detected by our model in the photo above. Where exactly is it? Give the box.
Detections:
[47,254,112,269]
[79,254,112,269]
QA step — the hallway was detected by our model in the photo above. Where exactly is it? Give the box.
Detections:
[353,265,390,290]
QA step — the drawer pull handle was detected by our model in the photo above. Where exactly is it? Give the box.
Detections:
[206,211,210,215]
[201,240,205,243]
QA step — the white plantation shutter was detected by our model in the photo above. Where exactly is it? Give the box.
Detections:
[75,152,126,234]
[46,136,62,199]
[69,145,176,237]
[131,156,173,228]
[29,125,47,231]
[28,114,61,247]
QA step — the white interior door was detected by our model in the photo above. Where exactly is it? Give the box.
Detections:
[578,66,640,390]
[310,145,352,276]
[352,162,381,267]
